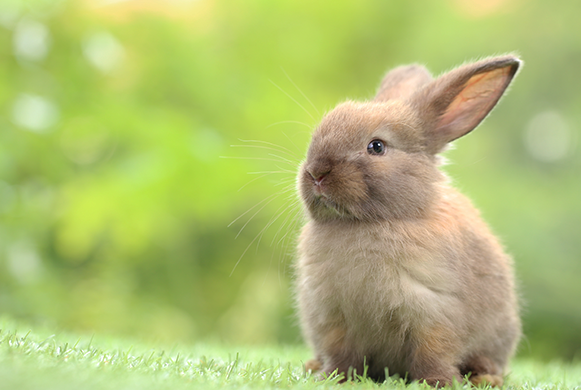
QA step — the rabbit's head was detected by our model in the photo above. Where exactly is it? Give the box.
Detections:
[299,55,521,222]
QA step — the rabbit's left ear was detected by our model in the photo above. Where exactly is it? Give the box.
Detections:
[412,55,521,154]
[374,64,432,101]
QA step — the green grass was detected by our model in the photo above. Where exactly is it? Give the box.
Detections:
[1,319,579,390]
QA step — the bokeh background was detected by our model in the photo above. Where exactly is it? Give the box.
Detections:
[0,0,580,360]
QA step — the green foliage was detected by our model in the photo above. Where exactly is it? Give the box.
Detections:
[0,0,580,359]
[1,319,581,390]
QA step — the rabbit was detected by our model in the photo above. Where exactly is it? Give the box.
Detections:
[295,55,522,388]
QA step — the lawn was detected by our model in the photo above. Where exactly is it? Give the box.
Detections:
[1,318,579,390]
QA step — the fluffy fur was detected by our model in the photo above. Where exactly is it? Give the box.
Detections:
[295,55,522,387]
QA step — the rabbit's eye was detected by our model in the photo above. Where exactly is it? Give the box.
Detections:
[367,139,386,155]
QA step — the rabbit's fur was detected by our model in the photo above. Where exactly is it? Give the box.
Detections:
[296,56,521,387]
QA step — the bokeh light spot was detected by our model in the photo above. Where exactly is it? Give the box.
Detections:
[82,31,125,74]
[524,110,574,163]
[7,241,43,284]
[11,94,59,133]
[13,19,51,62]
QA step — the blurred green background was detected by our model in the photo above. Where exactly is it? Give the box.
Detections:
[0,0,579,360]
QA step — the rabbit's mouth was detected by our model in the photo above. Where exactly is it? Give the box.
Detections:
[311,193,353,219]
[300,166,362,220]
[315,193,333,207]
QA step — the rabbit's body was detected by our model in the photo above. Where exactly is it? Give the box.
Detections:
[297,187,519,382]
[296,57,521,387]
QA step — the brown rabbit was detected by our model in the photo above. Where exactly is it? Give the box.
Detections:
[296,55,521,387]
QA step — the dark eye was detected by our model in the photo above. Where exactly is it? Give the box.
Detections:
[367,139,386,155]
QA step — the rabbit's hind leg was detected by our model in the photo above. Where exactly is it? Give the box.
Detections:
[305,358,322,372]
[460,355,504,387]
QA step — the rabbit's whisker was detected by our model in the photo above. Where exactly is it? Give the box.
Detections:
[236,173,275,192]
[270,199,301,247]
[280,130,309,158]
[247,169,295,175]
[269,79,317,122]
[219,156,295,165]
[230,190,296,277]
[236,138,299,158]
[228,192,279,228]
[267,153,298,166]
[233,191,291,239]
[230,144,300,161]
[273,178,297,187]
[281,67,320,117]
[254,190,298,251]
[265,120,313,130]
[276,206,304,283]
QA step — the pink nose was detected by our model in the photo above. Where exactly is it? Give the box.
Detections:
[308,170,330,185]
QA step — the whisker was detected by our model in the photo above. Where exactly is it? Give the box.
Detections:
[276,206,304,283]
[227,192,279,228]
[267,153,298,166]
[270,198,301,246]
[246,169,295,175]
[274,162,298,173]
[219,156,295,165]
[236,173,274,192]
[230,191,296,277]
[229,144,299,161]
[273,177,297,187]
[269,79,316,122]
[254,191,298,251]
[236,133,307,161]
[227,126,307,277]
[270,213,292,247]
[236,138,298,158]
[230,229,262,277]
[233,191,287,239]
[281,130,308,158]
[281,67,320,117]
[272,184,298,199]
[278,203,303,247]
[265,120,313,130]
[237,168,295,193]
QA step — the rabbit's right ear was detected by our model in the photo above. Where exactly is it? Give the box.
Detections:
[374,64,433,102]
[412,55,521,154]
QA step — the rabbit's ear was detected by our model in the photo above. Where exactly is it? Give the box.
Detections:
[414,55,521,154]
[374,65,433,102]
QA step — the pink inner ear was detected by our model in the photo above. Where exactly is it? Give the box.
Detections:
[437,66,513,139]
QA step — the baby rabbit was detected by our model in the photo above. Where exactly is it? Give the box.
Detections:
[296,55,521,387]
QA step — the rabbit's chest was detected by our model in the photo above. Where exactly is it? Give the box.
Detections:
[297,222,457,327]
[301,240,413,316]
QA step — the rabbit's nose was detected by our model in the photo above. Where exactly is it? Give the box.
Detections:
[307,168,330,185]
